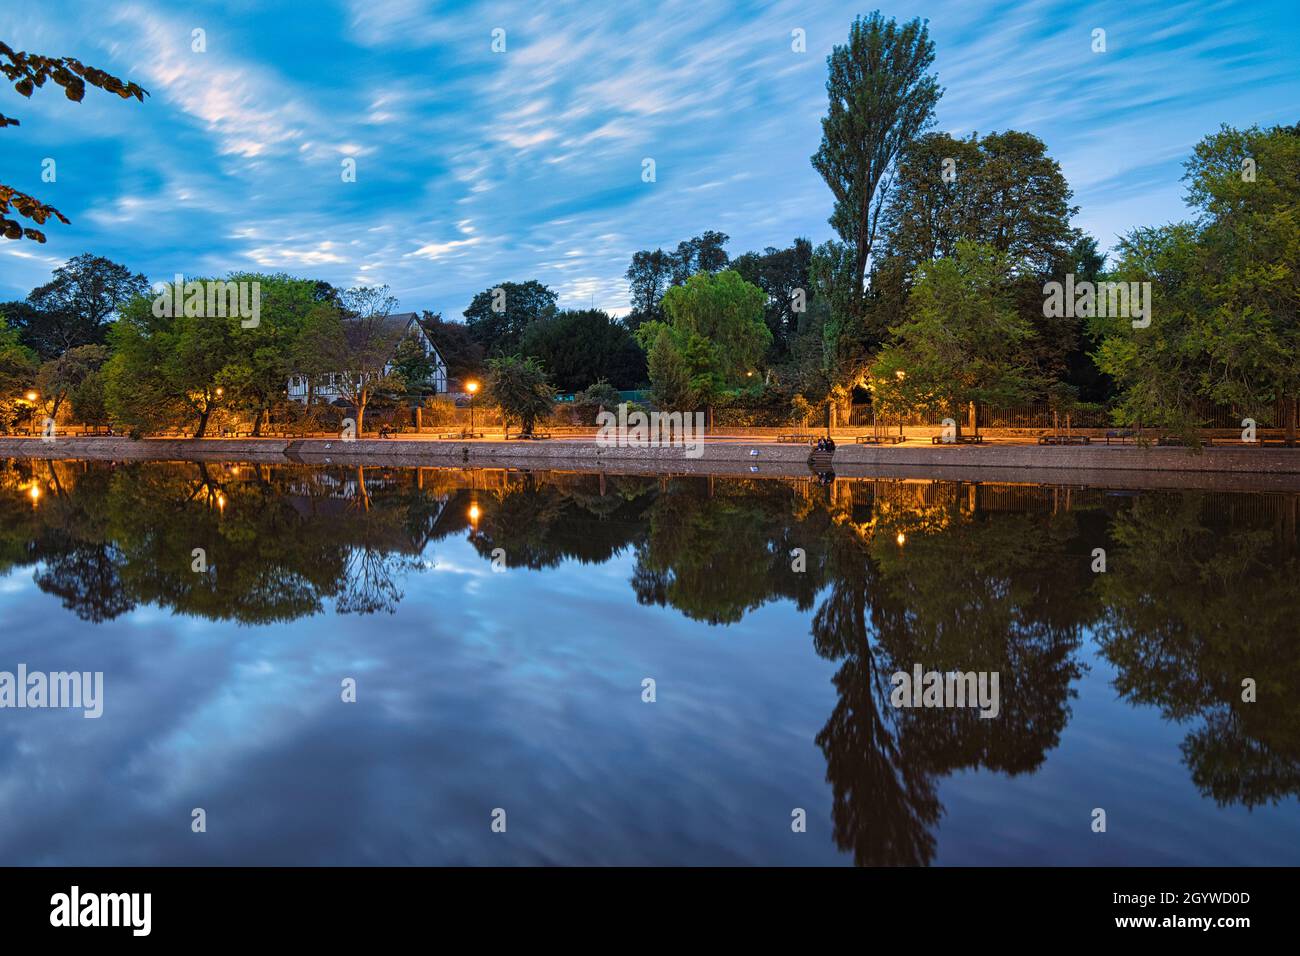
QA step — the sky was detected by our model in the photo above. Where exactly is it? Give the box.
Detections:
[1,0,1297,319]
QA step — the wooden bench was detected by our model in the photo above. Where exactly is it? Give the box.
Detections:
[776,433,818,444]
[1038,434,1091,445]
[931,434,984,444]
[856,434,906,444]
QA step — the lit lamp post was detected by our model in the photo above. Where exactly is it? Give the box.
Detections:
[895,370,906,440]
[25,390,38,436]
[466,381,479,438]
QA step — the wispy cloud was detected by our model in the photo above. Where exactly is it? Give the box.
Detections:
[1,0,1296,317]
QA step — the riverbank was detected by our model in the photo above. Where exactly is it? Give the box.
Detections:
[5,435,1300,491]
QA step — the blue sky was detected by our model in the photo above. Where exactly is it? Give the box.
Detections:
[2,0,1297,318]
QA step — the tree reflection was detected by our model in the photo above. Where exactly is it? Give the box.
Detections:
[1095,492,1300,808]
[1,459,1297,857]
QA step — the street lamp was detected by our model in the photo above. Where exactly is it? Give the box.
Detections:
[894,370,906,439]
[466,381,479,437]
[24,391,39,436]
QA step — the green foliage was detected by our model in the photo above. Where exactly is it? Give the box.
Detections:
[1,41,147,241]
[104,287,235,437]
[7,253,148,359]
[1092,122,1300,439]
[731,237,813,362]
[0,317,38,433]
[569,379,623,424]
[811,11,941,373]
[872,242,1036,425]
[36,342,107,419]
[390,335,440,400]
[485,354,556,435]
[519,308,645,392]
[636,270,770,414]
[624,232,730,328]
[420,310,482,384]
[463,280,557,356]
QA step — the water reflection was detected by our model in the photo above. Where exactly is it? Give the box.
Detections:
[2,458,1298,864]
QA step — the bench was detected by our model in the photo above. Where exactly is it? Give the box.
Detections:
[931,434,984,444]
[1038,434,1091,445]
[1105,429,1140,445]
[777,433,818,444]
[856,434,906,444]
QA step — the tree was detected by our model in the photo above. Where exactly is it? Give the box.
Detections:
[35,343,107,420]
[876,130,1082,387]
[669,231,730,285]
[1092,122,1300,441]
[872,242,1036,437]
[419,311,483,385]
[104,285,238,438]
[294,301,405,435]
[0,317,38,433]
[1183,123,1300,439]
[519,308,646,392]
[636,270,770,423]
[215,273,320,435]
[10,253,149,358]
[624,232,731,330]
[811,12,941,367]
[625,248,675,329]
[731,238,813,362]
[463,280,557,356]
[485,355,555,436]
[390,335,439,402]
[1,41,147,241]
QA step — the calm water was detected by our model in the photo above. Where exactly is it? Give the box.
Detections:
[1,458,1298,866]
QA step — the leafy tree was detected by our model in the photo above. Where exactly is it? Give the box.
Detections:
[293,301,404,435]
[731,237,813,361]
[811,12,941,377]
[1183,123,1300,438]
[1092,123,1300,440]
[104,285,237,438]
[624,232,730,329]
[636,270,770,423]
[69,365,109,428]
[9,253,149,358]
[625,248,676,329]
[390,335,440,401]
[669,231,730,285]
[872,242,1036,436]
[571,379,623,423]
[213,273,321,434]
[485,354,555,436]
[35,343,107,420]
[463,280,557,355]
[0,41,147,241]
[875,130,1081,389]
[419,311,483,385]
[0,317,38,433]
[519,308,646,392]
